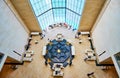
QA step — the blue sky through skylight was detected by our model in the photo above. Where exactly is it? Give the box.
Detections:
[30,0,85,30]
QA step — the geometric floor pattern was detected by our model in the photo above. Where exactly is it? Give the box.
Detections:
[45,39,72,66]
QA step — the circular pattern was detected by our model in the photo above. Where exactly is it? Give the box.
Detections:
[46,39,72,63]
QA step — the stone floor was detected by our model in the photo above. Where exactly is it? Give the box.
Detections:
[0,27,118,78]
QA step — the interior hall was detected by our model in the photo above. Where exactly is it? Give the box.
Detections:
[0,0,120,78]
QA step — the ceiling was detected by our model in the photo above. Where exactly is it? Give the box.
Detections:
[29,0,84,30]
[10,0,41,32]
[79,0,106,31]
[9,0,106,32]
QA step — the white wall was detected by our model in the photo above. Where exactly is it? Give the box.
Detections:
[92,0,120,62]
[0,0,28,61]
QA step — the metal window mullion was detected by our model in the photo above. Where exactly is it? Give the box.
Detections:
[66,8,80,16]
[51,0,55,22]
[65,0,67,23]
[37,8,52,17]
[52,7,65,9]
[79,0,82,15]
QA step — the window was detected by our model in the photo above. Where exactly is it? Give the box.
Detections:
[30,0,85,30]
